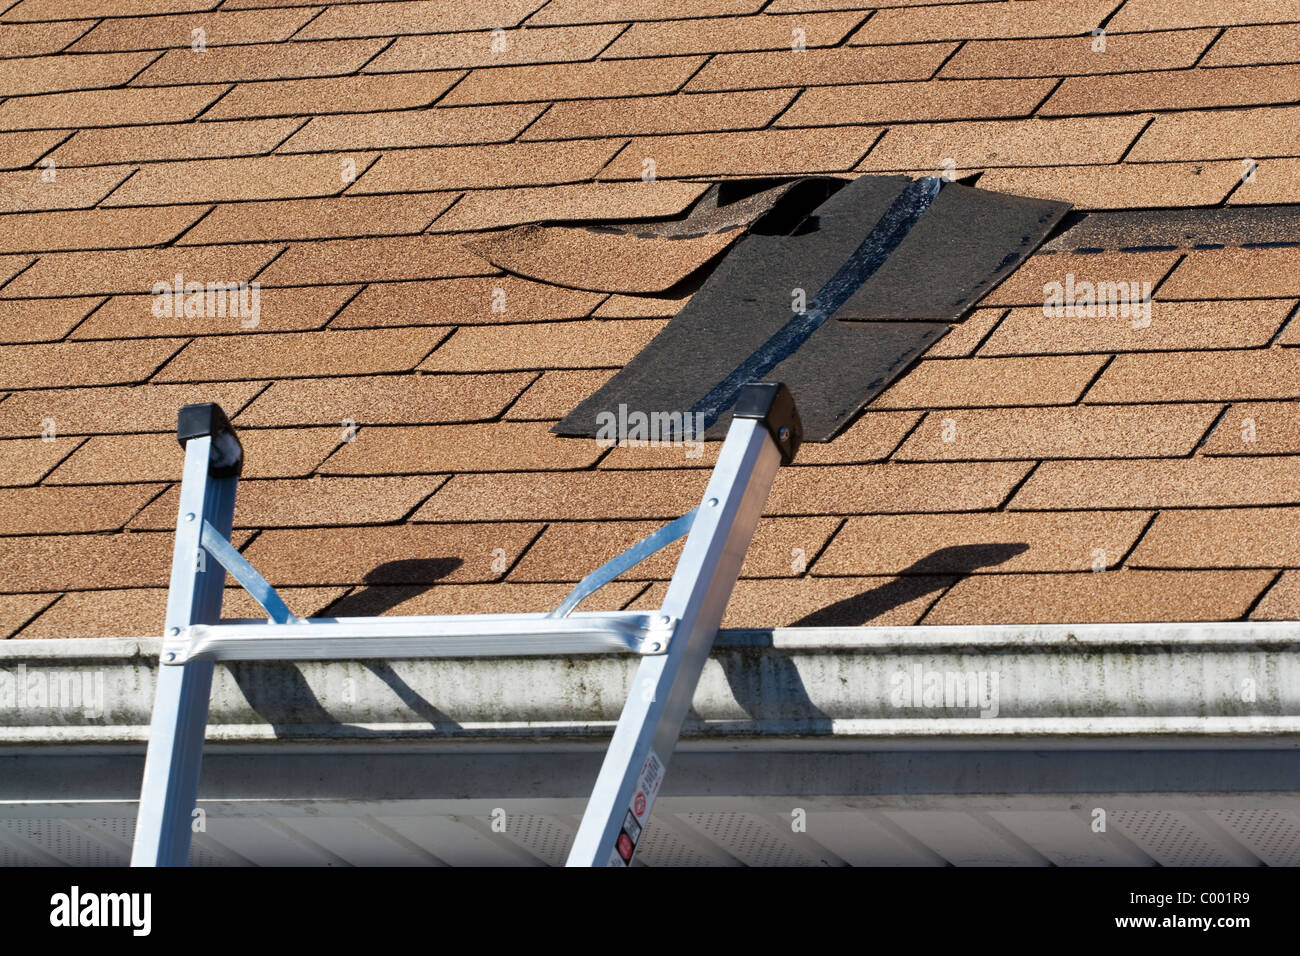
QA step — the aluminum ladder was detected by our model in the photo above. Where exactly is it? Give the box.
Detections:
[130,382,802,867]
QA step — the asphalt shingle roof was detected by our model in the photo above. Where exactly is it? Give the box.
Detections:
[2,0,1299,636]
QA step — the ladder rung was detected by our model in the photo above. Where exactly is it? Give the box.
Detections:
[162,611,677,664]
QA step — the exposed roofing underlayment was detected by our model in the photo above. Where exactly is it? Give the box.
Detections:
[556,175,1067,440]
[0,0,1299,636]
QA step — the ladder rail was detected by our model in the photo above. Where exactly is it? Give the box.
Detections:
[565,408,785,866]
[130,430,239,867]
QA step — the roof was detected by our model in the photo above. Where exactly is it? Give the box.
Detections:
[2,0,1300,639]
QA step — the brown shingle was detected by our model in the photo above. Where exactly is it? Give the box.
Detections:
[0,205,206,254]
[177,194,456,244]
[233,372,531,427]
[14,586,347,640]
[0,484,164,535]
[254,235,493,286]
[924,569,1271,624]
[763,462,1031,515]
[130,475,446,529]
[241,522,544,586]
[367,24,624,72]
[0,20,96,58]
[331,277,603,328]
[1109,0,1300,31]
[415,469,708,521]
[428,181,708,233]
[279,103,539,151]
[1200,402,1300,456]
[1128,106,1300,162]
[595,439,724,471]
[600,126,880,178]
[941,29,1217,79]
[0,339,185,390]
[1250,571,1300,620]
[1011,456,1300,510]
[202,71,463,121]
[155,327,447,382]
[529,0,764,27]
[0,165,133,213]
[522,89,797,140]
[977,251,1180,307]
[598,410,921,469]
[627,575,949,627]
[592,293,689,318]
[1159,247,1300,300]
[1089,351,1300,404]
[463,224,743,294]
[686,43,955,92]
[895,404,1221,461]
[0,84,226,130]
[0,593,57,636]
[981,300,1292,356]
[1201,23,1300,67]
[0,129,67,170]
[924,308,1003,358]
[0,381,264,437]
[605,11,864,58]
[1229,158,1300,205]
[5,0,219,19]
[815,510,1153,576]
[0,531,185,591]
[101,152,375,206]
[78,282,352,338]
[294,0,542,39]
[320,422,604,474]
[852,0,1118,44]
[2,244,279,298]
[132,38,387,86]
[0,436,81,485]
[872,356,1107,409]
[1042,65,1300,117]
[0,255,34,288]
[1027,300,1290,355]
[778,78,1054,127]
[321,580,644,618]
[69,7,317,52]
[349,139,622,193]
[511,516,841,581]
[1132,507,1300,568]
[0,297,102,344]
[443,56,707,106]
[975,161,1241,210]
[0,51,154,97]
[419,320,664,372]
[50,117,301,167]
[858,115,1151,171]
[504,369,615,420]
[47,427,340,483]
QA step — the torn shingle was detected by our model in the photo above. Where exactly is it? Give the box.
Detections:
[555,175,1067,440]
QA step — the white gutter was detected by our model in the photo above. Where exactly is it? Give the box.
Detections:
[2,621,1298,748]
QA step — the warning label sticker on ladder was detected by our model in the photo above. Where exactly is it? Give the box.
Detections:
[608,748,665,866]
